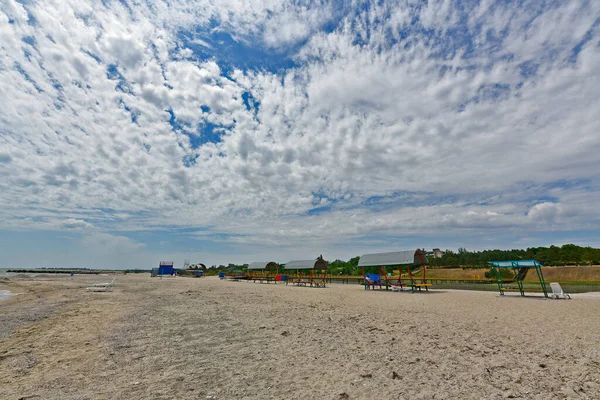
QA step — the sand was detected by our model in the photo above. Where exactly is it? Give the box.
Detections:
[1,274,600,400]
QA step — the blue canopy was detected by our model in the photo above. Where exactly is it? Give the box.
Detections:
[364,273,381,283]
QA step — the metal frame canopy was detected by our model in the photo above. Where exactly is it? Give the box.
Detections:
[489,260,548,298]
[358,250,429,290]
[248,261,279,270]
[284,259,328,270]
[490,260,541,269]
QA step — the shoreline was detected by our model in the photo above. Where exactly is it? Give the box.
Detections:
[0,289,21,301]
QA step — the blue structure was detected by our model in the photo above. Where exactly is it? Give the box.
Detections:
[158,261,175,276]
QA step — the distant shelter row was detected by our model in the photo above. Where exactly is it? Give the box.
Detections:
[220,249,431,291]
[155,249,557,298]
[218,249,557,298]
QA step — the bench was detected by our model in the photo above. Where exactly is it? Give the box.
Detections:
[252,276,276,283]
[500,287,546,295]
[410,283,432,292]
[290,279,312,285]
[288,279,326,287]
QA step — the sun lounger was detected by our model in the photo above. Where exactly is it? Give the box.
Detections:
[87,277,116,292]
[549,282,571,299]
[92,277,116,287]
[86,285,113,292]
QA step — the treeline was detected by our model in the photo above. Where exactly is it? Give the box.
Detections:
[326,257,361,276]
[427,244,600,268]
[317,244,600,274]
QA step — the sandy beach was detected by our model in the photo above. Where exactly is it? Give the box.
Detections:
[1,274,599,400]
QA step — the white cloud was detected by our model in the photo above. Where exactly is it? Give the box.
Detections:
[80,232,145,255]
[0,0,599,266]
[62,218,94,230]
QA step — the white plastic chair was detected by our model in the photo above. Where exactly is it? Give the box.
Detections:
[549,282,571,299]
[86,285,112,292]
[87,277,116,292]
[92,277,116,288]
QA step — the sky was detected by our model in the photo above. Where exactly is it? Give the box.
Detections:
[1,0,599,269]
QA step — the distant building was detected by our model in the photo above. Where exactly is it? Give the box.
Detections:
[432,248,444,258]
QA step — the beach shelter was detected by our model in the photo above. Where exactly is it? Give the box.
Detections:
[179,263,207,277]
[358,249,430,292]
[158,262,175,276]
[247,261,279,283]
[490,260,548,298]
[284,258,328,287]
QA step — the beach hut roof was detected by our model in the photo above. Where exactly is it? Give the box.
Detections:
[284,259,328,270]
[358,250,428,267]
[248,261,279,270]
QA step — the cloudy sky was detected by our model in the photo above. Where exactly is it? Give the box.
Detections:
[1,0,599,269]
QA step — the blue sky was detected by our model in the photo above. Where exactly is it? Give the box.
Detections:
[1,0,599,269]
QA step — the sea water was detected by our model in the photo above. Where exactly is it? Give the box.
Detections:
[0,268,16,301]
[0,290,15,301]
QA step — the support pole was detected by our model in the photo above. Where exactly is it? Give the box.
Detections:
[416,250,428,284]
[381,266,389,290]
[535,265,548,298]
[494,265,504,295]
[513,263,525,296]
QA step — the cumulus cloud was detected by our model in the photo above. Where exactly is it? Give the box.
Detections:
[0,0,599,265]
[80,232,144,252]
[62,218,94,230]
